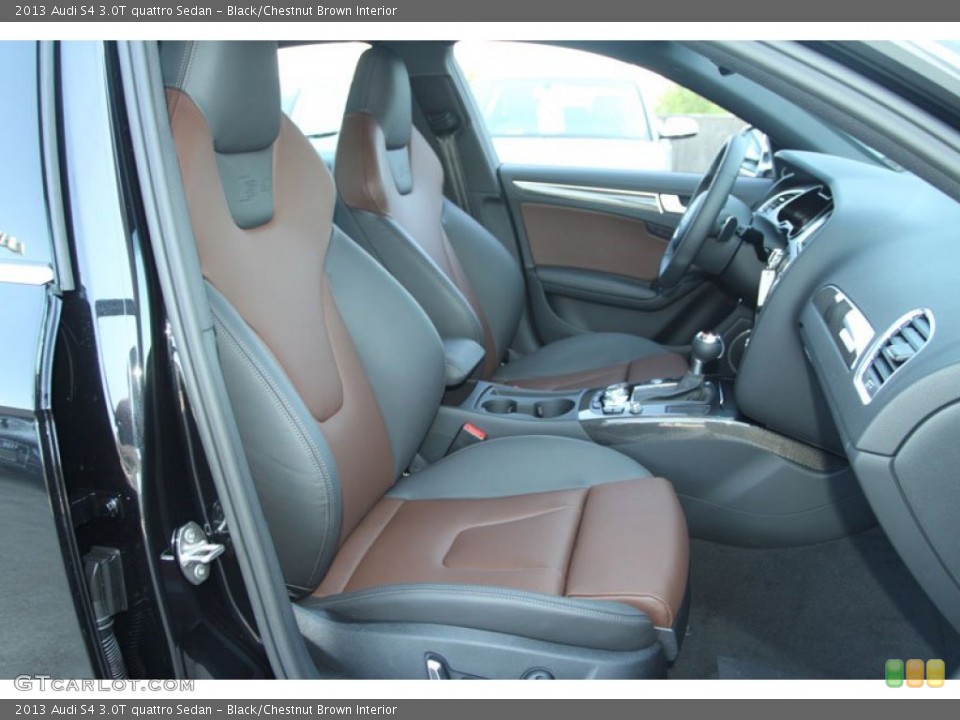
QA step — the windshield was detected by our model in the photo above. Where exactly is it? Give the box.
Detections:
[881,40,960,110]
[903,40,960,79]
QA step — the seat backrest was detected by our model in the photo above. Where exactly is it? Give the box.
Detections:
[162,41,445,596]
[335,46,524,376]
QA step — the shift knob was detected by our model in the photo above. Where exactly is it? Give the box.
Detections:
[690,331,724,376]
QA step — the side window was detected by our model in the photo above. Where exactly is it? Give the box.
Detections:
[0,42,56,277]
[454,41,750,174]
[278,42,370,165]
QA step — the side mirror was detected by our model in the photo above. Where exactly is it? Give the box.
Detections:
[740,127,774,177]
[659,116,700,140]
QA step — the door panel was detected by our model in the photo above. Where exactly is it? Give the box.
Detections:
[501,164,771,346]
[522,203,667,283]
[537,267,659,308]
[545,281,732,344]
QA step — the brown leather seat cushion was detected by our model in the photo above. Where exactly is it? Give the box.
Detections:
[315,477,688,628]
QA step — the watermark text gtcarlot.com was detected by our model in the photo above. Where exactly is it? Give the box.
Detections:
[13,677,195,692]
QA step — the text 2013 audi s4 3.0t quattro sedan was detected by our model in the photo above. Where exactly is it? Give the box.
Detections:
[1,39,959,681]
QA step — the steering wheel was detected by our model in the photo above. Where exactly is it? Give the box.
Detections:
[657,133,750,289]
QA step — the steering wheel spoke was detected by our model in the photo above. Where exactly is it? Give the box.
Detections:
[658,133,749,289]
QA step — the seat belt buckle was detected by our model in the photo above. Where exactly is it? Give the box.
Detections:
[446,422,487,455]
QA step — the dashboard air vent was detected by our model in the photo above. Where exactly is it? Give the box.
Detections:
[759,189,802,214]
[855,309,934,403]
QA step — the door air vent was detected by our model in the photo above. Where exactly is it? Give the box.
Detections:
[855,309,934,404]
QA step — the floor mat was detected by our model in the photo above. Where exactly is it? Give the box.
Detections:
[715,656,803,680]
[669,528,960,679]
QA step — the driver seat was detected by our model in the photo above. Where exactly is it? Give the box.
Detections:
[335,46,688,391]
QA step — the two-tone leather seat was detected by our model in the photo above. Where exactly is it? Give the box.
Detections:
[162,40,689,679]
[334,46,688,392]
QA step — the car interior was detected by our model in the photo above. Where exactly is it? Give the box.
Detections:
[128,39,960,679]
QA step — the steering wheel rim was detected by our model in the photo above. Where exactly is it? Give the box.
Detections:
[657,133,750,289]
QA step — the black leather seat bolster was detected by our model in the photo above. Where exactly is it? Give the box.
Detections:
[299,583,657,652]
[388,435,650,501]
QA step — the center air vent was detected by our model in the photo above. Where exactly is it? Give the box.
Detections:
[855,309,934,404]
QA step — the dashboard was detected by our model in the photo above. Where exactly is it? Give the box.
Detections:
[734,150,960,632]
[750,182,834,310]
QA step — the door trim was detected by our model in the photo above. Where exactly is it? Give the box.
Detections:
[513,179,686,216]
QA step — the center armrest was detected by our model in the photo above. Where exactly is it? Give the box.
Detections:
[442,337,485,387]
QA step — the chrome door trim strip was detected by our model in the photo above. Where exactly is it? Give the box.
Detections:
[512,180,692,218]
[513,180,663,214]
[0,262,55,286]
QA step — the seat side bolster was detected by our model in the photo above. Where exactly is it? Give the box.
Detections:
[299,583,657,652]
[389,435,650,501]
[208,283,342,595]
[441,200,525,362]
[325,229,446,477]
[566,478,690,630]
[350,210,486,347]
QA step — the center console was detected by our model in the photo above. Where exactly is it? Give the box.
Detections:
[419,330,874,548]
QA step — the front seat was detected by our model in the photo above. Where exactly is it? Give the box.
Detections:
[334,46,688,392]
[162,40,689,679]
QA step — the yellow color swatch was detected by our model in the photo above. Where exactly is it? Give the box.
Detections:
[926,659,945,688]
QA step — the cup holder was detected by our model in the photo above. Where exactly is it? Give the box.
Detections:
[533,398,576,418]
[482,398,518,414]
[480,393,576,419]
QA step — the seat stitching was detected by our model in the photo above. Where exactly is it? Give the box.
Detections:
[440,503,583,574]
[214,312,334,584]
[317,277,348,418]
[562,488,590,596]
[567,591,673,627]
[332,499,404,594]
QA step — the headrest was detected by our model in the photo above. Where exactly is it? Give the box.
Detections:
[162,41,280,229]
[345,47,412,151]
[161,40,281,154]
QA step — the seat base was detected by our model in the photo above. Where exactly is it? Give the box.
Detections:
[294,606,668,679]
[314,437,688,630]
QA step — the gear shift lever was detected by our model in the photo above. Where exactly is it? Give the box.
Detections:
[597,331,725,413]
[625,330,723,406]
[665,330,723,400]
[689,331,724,376]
